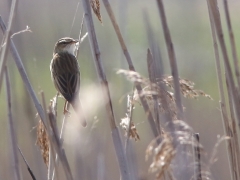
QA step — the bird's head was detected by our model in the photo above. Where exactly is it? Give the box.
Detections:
[53,37,79,56]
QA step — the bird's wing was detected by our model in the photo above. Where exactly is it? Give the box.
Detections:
[50,52,80,102]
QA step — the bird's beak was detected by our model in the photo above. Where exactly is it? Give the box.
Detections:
[70,40,78,44]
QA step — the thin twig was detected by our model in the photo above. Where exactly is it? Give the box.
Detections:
[76,13,86,59]
[69,2,80,36]
[156,0,184,120]
[11,26,32,39]
[18,147,36,180]
[81,0,131,179]
[0,0,18,90]
[5,67,21,180]
[102,0,159,138]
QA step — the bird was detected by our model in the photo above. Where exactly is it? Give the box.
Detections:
[50,37,87,127]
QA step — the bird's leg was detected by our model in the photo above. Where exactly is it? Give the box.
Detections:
[63,100,70,115]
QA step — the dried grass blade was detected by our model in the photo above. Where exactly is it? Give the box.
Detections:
[0,0,18,90]
[206,1,238,180]
[81,0,131,179]
[102,0,159,138]
[208,0,240,126]
[5,67,21,180]
[156,0,183,120]
[18,147,36,180]
[0,16,47,128]
[223,0,240,88]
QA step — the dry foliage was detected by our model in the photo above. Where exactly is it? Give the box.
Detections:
[117,69,213,120]
[120,116,140,141]
[117,69,213,179]
[117,69,177,118]
[90,0,102,23]
[36,119,49,167]
[146,134,175,179]
[162,76,213,100]
[120,93,140,141]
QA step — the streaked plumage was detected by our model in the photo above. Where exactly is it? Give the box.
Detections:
[50,37,86,127]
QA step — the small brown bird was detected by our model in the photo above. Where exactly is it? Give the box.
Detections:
[50,37,87,127]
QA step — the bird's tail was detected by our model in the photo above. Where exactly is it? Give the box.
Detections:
[71,98,87,127]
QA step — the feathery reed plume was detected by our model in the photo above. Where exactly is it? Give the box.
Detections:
[117,69,212,121]
[36,119,49,167]
[162,76,213,100]
[146,134,175,179]
[90,0,102,23]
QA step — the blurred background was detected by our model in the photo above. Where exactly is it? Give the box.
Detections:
[1,0,240,179]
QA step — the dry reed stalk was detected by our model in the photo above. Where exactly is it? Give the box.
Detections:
[118,68,208,178]
[5,67,21,180]
[147,49,161,134]
[18,147,36,180]
[0,0,17,90]
[0,18,74,179]
[206,1,237,180]
[81,0,131,179]
[222,2,240,176]
[208,4,235,180]
[223,0,240,88]
[46,102,74,180]
[102,0,159,138]
[51,96,70,180]
[0,16,47,128]
[208,0,240,125]
[156,0,183,120]
[143,10,164,78]
[226,81,239,180]
[40,91,54,180]
[193,134,202,180]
